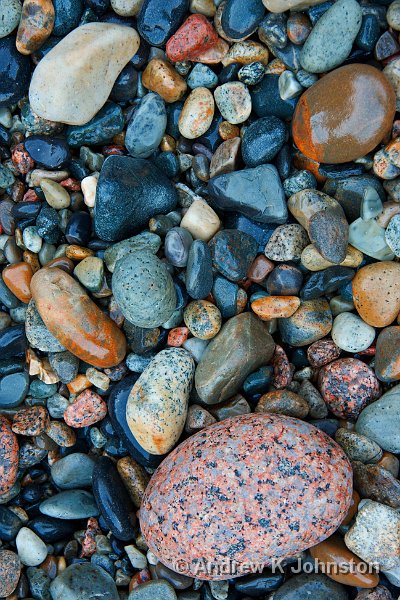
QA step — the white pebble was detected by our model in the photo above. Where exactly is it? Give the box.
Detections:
[82,174,98,208]
[125,545,148,568]
[23,226,43,253]
[16,527,48,566]
[331,312,375,352]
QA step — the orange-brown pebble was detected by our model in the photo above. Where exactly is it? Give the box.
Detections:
[341,489,360,525]
[67,374,92,395]
[142,58,187,103]
[192,38,229,64]
[0,415,19,497]
[23,250,41,273]
[287,12,312,45]
[293,150,326,184]
[352,261,400,327]
[30,267,127,368]
[168,327,189,347]
[247,255,274,283]
[2,262,33,303]
[65,245,94,260]
[309,534,379,588]
[12,143,35,174]
[219,121,240,140]
[264,58,286,75]
[46,256,75,273]
[251,296,300,320]
[16,0,55,55]
[377,451,399,478]
[64,389,107,428]
[12,406,49,436]
[160,134,176,153]
[255,390,309,418]
[293,65,396,164]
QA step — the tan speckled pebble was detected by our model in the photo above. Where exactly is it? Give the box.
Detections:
[110,0,143,16]
[180,198,220,242]
[29,23,140,125]
[126,348,195,455]
[178,87,215,139]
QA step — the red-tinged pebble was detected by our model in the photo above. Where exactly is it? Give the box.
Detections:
[140,414,352,580]
[2,262,33,303]
[0,550,21,597]
[23,189,40,202]
[168,327,189,347]
[102,144,125,156]
[0,415,19,497]
[80,518,102,558]
[129,569,152,592]
[60,178,81,191]
[12,405,49,436]
[30,267,127,368]
[271,344,294,389]
[45,421,76,447]
[166,14,219,62]
[12,143,35,174]
[307,338,341,368]
[64,389,107,428]
[318,358,380,421]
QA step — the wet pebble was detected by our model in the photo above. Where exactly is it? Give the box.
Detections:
[16,527,48,566]
[50,452,94,489]
[332,312,375,353]
[184,300,221,339]
[40,490,99,519]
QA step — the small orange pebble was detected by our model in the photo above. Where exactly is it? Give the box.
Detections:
[168,327,189,347]
[12,143,35,174]
[218,121,240,140]
[64,389,107,428]
[67,374,92,395]
[142,58,187,103]
[60,178,81,192]
[2,261,33,303]
[341,490,360,525]
[23,250,41,273]
[160,134,176,153]
[65,245,94,260]
[80,518,102,558]
[251,295,300,320]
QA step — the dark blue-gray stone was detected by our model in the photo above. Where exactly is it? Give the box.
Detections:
[53,0,83,35]
[221,0,265,40]
[300,266,355,300]
[185,240,213,300]
[242,116,286,167]
[125,93,166,158]
[209,230,258,282]
[50,563,118,600]
[0,36,30,107]
[0,276,20,309]
[94,155,177,242]
[274,573,348,600]
[212,275,239,318]
[138,0,189,46]
[208,164,287,224]
[251,74,298,120]
[355,14,380,51]
[0,371,29,408]
[187,64,218,89]
[66,102,124,148]
[24,135,71,169]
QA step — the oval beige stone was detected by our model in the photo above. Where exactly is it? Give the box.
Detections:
[29,23,140,125]
[301,244,363,271]
[178,87,215,139]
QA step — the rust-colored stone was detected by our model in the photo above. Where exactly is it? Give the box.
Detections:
[12,405,49,436]
[16,0,55,55]
[64,389,107,428]
[30,267,127,368]
[352,261,400,327]
[166,14,219,62]
[0,415,18,497]
[247,255,274,283]
[3,262,33,303]
[251,295,300,320]
[375,326,400,382]
[255,390,309,418]
[12,143,35,174]
[292,65,396,164]
[142,58,187,103]
[309,534,379,588]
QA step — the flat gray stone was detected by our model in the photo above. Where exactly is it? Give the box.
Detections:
[50,453,95,489]
[40,490,99,519]
[50,563,118,600]
[128,580,177,600]
[25,300,65,352]
[125,92,167,158]
[356,384,400,452]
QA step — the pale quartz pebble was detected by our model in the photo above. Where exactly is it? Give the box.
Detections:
[192,38,229,64]
[385,214,400,256]
[124,545,148,568]
[330,295,355,317]
[331,312,375,353]
[301,244,363,271]
[190,0,216,16]
[214,82,252,124]
[0,108,13,128]
[28,169,69,187]
[16,527,48,566]
[384,57,400,111]
[147,550,159,565]
[111,0,143,16]
[376,201,400,227]
[348,218,394,260]
[221,41,269,67]
[41,179,71,209]
[383,564,400,587]
[387,0,400,30]
[29,23,140,125]
[263,0,326,11]
[82,174,98,208]
[278,70,303,100]
[23,226,43,253]
[360,186,383,220]
[178,87,215,139]
[86,367,110,391]
[180,198,220,242]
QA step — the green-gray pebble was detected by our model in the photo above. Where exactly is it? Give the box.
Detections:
[25,300,65,352]
[50,563,118,600]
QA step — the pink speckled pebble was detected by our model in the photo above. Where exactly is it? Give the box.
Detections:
[140,413,352,580]
[318,358,380,421]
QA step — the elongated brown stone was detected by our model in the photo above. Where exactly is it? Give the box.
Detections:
[292,64,396,164]
[16,0,55,55]
[30,267,126,368]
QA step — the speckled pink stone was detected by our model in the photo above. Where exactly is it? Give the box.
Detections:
[140,413,352,580]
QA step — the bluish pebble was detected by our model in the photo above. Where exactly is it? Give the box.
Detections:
[187,64,218,89]
[53,0,83,35]
[355,14,380,51]
[66,102,124,148]
[29,379,57,398]
[283,170,317,197]
[209,230,258,283]
[0,36,30,107]
[110,63,138,102]
[138,0,189,46]
[125,93,166,159]
[221,0,265,40]
[242,116,286,167]
[185,239,213,300]
[212,275,240,319]
[24,135,71,169]
[65,211,91,245]
[251,74,298,120]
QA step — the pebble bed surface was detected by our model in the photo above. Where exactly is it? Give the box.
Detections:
[2,0,400,598]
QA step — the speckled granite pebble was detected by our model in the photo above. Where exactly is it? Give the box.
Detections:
[112,250,177,328]
[0,415,18,497]
[127,348,195,454]
[0,549,20,597]
[140,413,352,580]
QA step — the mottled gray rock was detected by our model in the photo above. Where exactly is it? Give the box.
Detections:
[125,92,167,158]
[40,490,99,519]
[50,453,95,489]
[25,300,65,352]
[50,563,118,600]
[356,384,400,452]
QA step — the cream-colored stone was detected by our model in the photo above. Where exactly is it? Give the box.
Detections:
[81,175,98,208]
[29,23,140,125]
[180,198,220,242]
[301,244,363,271]
[41,179,70,209]
[178,87,215,139]
[111,0,143,16]
[263,0,326,12]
